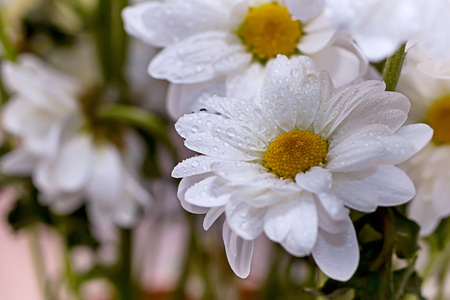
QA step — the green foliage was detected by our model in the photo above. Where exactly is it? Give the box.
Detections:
[7,184,53,230]
[426,216,450,252]
[306,207,424,300]
[7,181,99,250]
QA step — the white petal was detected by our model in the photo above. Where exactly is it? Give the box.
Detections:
[298,28,335,54]
[210,161,300,197]
[315,193,348,221]
[213,44,254,75]
[281,194,318,256]
[166,80,226,120]
[286,0,325,22]
[316,81,410,141]
[203,206,225,230]
[407,195,439,237]
[2,55,78,113]
[0,148,38,176]
[45,192,84,215]
[247,190,283,208]
[198,95,281,143]
[263,55,328,131]
[172,156,222,178]
[327,124,417,172]
[431,175,450,220]
[149,31,251,83]
[417,59,450,80]
[226,199,265,240]
[2,98,45,135]
[2,98,64,156]
[295,167,332,194]
[86,143,124,206]
[315,199,349,234]
[310,37,368,87]
[52,134,94,192]
[264,197,299,243]
[223,221,254,278]
[226,63,266,102]
[298,13,335,53]
[124,174,152,208]
[354,35,401,62]
[122,2,229,47]
[122,3,161,45]
[333,165,415,212]
[211,161,268,183]
[110,194,139,228]
[175,112,263,160]
[395,124,433,158]
[312,216,359,281]
[184,175,229,207]
[34,160,57,194]
[122,130,146,169]
[177,174,211,214]
[419,1,450,61]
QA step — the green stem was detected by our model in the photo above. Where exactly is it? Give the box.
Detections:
[423,240,450,281]
[370,208,396,300]
[172,214,215,299]
[382,44,407,92]
[64,248,82,300]
[93,0,129,99]
[394,256,416,300]
[111,0,129,100]
[0,12,17,62]
[65,0,91,22]
[191,218,215,299]
[116,228,136,300]
[28,226,54,300]
[94,0,113,83]
[261,245,283,300]
[172,230,192,299]
[316,270,328,300]
[436,254,450,300]
[0,59,10,104]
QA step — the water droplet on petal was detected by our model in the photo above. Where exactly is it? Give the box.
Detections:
[226,128,236,137]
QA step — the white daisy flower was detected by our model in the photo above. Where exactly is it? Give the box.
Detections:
[172,55,432,281]
[397,47,450,236]
[122,0,368,119]
[1,55,151,228]
[323,0,450,62]
[1,54,80,174]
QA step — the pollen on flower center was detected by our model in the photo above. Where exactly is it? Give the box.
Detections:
[427,96,450,144]
[264,130,327,179]
[236,3,302,63]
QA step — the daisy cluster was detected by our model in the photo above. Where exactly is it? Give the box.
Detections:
[122,0,446,284]
[1,0,450,298]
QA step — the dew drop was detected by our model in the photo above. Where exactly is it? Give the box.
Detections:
[226,128,236,137]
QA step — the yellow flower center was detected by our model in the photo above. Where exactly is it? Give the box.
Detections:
[237,3,302,63]
[264,130,327,179]
[427,96,450,144]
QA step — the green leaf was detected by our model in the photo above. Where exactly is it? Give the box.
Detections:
[393,209,420,259]
[7,185,53,231]
[393,269,425,300]
[426,216,450,252]
[358,223,383,244]
[57,205,100,249]
[7,183,99,250]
